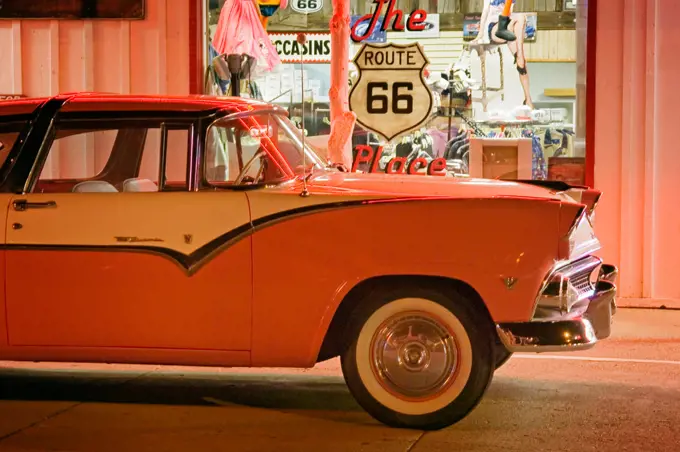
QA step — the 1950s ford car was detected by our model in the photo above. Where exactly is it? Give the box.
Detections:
[0,93,617,430]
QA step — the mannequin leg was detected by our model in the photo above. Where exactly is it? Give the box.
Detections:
[506,27,518,59]
[512,14,534,109]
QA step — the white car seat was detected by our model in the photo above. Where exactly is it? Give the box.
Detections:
[122,178,159,192]
[72,181,118,193]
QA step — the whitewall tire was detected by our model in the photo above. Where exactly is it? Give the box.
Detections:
[341,286,494,430]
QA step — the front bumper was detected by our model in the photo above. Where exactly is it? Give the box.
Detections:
[496,262,618,353]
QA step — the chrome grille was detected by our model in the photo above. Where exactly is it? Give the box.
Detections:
[535,256,602,315]
[570,270,594,295]
[557,256,601,297]
[539,256,601,299]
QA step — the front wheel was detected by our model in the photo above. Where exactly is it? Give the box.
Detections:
[340,287,494,430]
[494,342,513,369]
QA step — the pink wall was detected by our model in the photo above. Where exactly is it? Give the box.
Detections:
[0,0,191,184]
[0,0,190,97]
[595,0,680,302]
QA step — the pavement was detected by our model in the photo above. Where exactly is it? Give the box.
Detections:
[619,297,680,309]
[0,307,679,452]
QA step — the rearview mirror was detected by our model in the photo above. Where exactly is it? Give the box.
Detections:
[248,125,273,138]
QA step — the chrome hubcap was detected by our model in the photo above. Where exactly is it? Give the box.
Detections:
[370,312,458,399]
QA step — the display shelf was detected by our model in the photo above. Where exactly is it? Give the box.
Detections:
[543,88,577,97]
[475,119,575,129]
[532,99,576,126]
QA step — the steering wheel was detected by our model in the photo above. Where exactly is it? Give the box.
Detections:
[234,149,266,185]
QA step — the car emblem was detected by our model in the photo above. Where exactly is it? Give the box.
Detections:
[503,277,518,289]
[184,234,193,244]
[115,236,163,243]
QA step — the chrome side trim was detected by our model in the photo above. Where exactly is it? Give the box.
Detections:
[565,205,587,238]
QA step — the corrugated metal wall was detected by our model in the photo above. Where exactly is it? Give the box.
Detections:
[594,0,680,303]
[0,0,190,98]
[0,0,191,182]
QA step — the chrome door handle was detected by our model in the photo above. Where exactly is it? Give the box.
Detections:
[12,199,57,211]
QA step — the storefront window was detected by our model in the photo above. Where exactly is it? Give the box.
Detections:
[204,0,588,185]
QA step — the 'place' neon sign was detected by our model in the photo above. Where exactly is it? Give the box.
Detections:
[351,145,447,176]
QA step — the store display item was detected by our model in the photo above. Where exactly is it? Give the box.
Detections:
[0,93,616,431]
[212,0,281,76]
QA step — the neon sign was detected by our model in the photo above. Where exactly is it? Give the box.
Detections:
[350,0,428,43]
[351,145,447,176]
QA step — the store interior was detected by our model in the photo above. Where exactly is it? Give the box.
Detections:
[204,0,585,184]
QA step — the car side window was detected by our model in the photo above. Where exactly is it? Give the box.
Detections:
[139,128,190,189]
[33,121,190,193]
[0,131,21,168]
[0,121,29,170]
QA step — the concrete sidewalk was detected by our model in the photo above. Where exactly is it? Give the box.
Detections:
[618,297,680,310]
[0,308,678,452]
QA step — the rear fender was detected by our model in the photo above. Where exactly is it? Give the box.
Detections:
[515,180,601,221]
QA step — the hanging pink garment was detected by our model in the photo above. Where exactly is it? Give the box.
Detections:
[212,0,281,76]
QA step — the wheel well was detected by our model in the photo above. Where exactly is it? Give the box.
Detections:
[316,275,497,363]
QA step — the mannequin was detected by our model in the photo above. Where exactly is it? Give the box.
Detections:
[472,0,534,109]
[212,0,282,76]
[495,0,517,41]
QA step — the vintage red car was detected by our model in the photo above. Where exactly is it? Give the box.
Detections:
[0,93,617,430]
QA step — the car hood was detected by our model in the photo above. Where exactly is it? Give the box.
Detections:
[303,171,576,203]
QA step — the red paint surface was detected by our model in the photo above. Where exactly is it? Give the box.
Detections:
[60,93,271,113]
[248,196,562,367]
[5,241,253,352]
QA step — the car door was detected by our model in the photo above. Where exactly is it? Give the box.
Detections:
[4,117,253,353]
[0,119,29,349]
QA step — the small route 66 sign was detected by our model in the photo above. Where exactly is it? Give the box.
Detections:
[349,42,433,142]
[290,0,323,14]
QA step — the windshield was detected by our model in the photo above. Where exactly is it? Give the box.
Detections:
[204,112,327,187]
[273,115,327,172]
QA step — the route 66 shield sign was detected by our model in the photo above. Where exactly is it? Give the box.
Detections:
[349,42,433,142]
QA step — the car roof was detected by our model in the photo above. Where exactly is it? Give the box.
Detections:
[0,93,284,117]
[0,97,50,117]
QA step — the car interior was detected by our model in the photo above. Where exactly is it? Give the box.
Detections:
[71,178,159,193]
[33,127,177,194]
[30,113,306,194]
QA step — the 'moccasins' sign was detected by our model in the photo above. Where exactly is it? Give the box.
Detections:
[269,33,331,63]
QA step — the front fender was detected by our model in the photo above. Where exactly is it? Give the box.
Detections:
[249,196,565,367]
